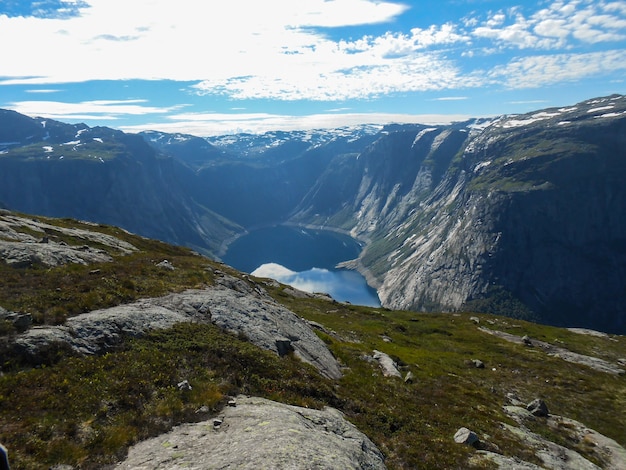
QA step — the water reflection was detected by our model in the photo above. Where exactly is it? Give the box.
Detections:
[252,262,380,307]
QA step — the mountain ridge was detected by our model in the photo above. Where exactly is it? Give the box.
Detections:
[1,94,625,332]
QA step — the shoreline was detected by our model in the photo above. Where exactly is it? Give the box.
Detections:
[218,221,382,296]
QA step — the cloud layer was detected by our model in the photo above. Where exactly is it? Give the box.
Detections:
[1,0,625,134]
[2,0,625,98]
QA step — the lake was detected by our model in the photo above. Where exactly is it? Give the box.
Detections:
[222,225,380,307]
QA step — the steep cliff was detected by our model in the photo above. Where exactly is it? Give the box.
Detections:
[357,96,626,333]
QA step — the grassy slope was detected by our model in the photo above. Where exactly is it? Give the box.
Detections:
[0,214,624,469]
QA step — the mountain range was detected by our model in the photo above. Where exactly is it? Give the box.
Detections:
[1,95,625,333]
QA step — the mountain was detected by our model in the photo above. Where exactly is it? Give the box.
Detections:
[294,96,626,334]
[1,211,624,469]
[1,96,625,333]
[0,112,241,254]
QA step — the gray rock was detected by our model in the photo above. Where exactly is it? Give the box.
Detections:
[404,371,415,383]
[0,240,114,267]
[470,451,544,469]
[177,380,192,391]
[454,427,479,446]
[12,282,342,380]
[527,398,549,417]
[0,307,32,332]
[116,395,387,470]
[502,423,601,470]
[155,259,175,270]
[372,350,402,378]
[501,406,626,469]
[472,359,485,369]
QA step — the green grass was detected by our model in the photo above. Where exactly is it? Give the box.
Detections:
[1,213,624,469]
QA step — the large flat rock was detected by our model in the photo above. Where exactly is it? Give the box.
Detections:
[116,395,386,470]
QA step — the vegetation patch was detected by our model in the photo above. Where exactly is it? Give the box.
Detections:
[1,214,624,469]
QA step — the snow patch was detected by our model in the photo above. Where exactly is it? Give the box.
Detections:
[501,111,562,128]
[93,138,103,143]
[411,128,437,147]
[474,160,492,172]
[43,146,54,153]
[587,105,614,113]
[595,111,626,119]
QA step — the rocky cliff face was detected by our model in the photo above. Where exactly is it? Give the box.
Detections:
[361,96,626,333]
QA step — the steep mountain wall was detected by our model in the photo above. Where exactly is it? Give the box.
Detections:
[360,97,626,333]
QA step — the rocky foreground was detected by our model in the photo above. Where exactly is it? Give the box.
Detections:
[116,395,386,470]
[1,211,625,469]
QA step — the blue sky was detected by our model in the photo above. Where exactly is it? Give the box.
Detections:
[1,0,625,135]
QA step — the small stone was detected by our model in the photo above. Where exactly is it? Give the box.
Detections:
[156,260,175,270]
[177,380,192,391]
[522,335,532,346]
[228,399,237,407]
[454,427,479,446]
[213,418,223,429]
[470,316,480,324]
[404,371,415,384]
[526,398,549,417]
[472,359,485,369]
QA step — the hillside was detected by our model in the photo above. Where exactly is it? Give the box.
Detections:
[1,95,625,333]
[0,210,624,469]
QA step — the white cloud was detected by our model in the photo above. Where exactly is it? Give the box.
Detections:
[25,89,63,94]
[470,0,626,50]
[1,0,624,107]
[490,49,626,88]
[119,111,472,136]
[251,263,296,279]
[7,99,184,120]
[431,96,468,101]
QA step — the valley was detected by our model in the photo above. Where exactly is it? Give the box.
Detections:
[1,95,625,333]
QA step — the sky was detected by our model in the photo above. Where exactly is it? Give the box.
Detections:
[1,0,625,136]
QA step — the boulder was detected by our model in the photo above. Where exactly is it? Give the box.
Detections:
[372,350,402,378]
[527,399,549,417]
[116,395,387,469]
[454,427,479,447]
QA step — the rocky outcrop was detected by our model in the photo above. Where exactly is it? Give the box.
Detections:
[12,274,342,380]
[478,327,625,375]
[116,395,386,469]
[0,211,137,265]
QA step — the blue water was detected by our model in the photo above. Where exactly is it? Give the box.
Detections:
[222,225,380,307]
